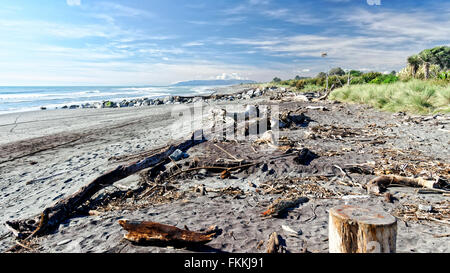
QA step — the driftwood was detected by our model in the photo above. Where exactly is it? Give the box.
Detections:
[312,84,335,102]
[118,220,215,245]
[329,205,397,253]
[266,232,281,253]
[367,175,440,194]
[6,130,205,239]
[262,196,309,217]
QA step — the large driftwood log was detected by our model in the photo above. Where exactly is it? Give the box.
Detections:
[6,131,205,239]
[118,220,215,245]
[367,175,438,194]
[329,205,397,253]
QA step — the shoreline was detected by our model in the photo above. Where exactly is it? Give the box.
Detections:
[0,84,259,117]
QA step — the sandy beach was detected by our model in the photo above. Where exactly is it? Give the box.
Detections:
[0,86,449,253]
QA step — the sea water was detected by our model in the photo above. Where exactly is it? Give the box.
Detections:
[0,85,218,115]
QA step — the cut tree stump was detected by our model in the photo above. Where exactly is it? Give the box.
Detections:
[329,205,397,253]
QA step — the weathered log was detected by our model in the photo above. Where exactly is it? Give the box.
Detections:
[6,130,205,238]
[118,220,215,245]
[329,205,397,253]
[367,175,438,194]
[262,196,309,217]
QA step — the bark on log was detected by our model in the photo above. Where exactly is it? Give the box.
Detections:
[6,130,205,238]
[367,175,438,194]
[329,205,397,253]
[118,220,215,245]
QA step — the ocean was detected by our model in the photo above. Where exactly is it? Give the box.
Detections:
[0,85,218,115]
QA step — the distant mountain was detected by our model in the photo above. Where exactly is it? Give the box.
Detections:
[172,79,256,86]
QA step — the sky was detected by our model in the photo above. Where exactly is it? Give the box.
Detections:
[0,0,449,86]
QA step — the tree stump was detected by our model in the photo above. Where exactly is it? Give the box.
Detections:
[329,205,397,253]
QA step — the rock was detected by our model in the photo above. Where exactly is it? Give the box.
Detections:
[62,105,68,109]
[163,96,174,104]
[103,101,116,108]
[40,106,47,110]
[93,102,102,109]
[245,105,258,117]
[69,105,79,109]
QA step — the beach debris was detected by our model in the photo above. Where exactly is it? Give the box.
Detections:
[384,192,394,203]
[418,204,433,213]
[169,149,188,161]
[266,232,286,253]
[256,240,264,250]
[278,111,308,128]
[5,131,205,238]
[254,130,276,146]
[194,184,206,195]
[118,220,215,246]
[343,163,375,175]
[262,196,309,217]
[329,205,397,253]
[213,143,241,162]
[393,201,449,225]
[293,148,319,165]
[309,125,360,140]
[220,170,231,179]
[293,94,309,102]
[366,175,443,195]
[305,106,329,111]
[341,195,370,201]
[281,225,302,236]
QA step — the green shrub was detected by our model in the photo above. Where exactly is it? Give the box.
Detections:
[350,76,365,85]
[361,72,382,83]
[369,74,399,84]
[350,70,363,77]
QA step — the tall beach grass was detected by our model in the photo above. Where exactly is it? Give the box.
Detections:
[329,79,450,114]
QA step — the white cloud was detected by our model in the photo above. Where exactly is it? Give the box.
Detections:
[216,73,245,80]
[182,41,204,47]
[66,0,81,6]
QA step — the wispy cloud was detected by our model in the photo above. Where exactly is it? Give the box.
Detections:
[66,0,81,7]
[261,8,321,25]
[95,2,154,18]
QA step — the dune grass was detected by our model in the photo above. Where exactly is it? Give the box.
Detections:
[329,79,450,114]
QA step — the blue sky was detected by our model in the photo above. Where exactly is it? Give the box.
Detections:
[0,0,449,85]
